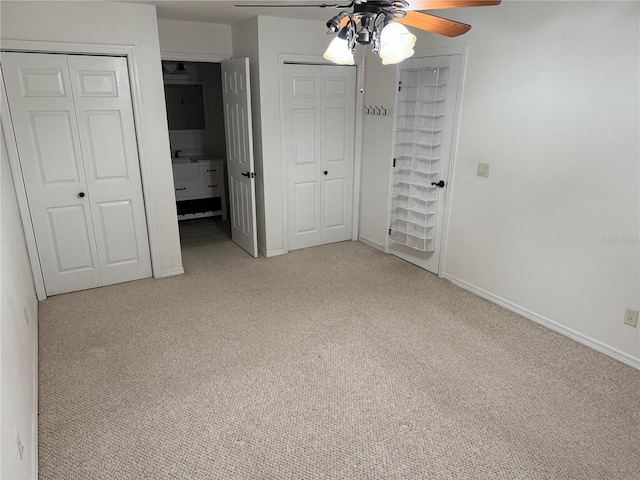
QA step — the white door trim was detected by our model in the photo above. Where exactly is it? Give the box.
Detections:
[278,54,364,254]
[1,40,162,297]
[384,46,467,277]
[161,52,230,63]
[427,47,467,277]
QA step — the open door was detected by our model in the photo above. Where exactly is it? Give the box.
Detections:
[221,58,258,257]
[388,54,461,274]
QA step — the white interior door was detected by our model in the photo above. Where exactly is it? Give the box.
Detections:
[388,55,461,275]
[2,52,151,295]
[67,55,152,286]
[221,58,258,257]
[283,63,356,251]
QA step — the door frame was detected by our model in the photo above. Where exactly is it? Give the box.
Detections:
[1,40,158,300]
[160,53,232,239]
[278,54,364,254]
[384,46,467,277]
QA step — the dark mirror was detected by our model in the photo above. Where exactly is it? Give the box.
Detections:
[165,83,206,131]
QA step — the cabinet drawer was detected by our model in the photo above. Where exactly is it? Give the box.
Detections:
[205,181,222,196]
[202,164,222,177]
[174,179,204,200]
[172,163,201,179]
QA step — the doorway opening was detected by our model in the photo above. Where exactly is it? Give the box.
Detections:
[162,60,231,248]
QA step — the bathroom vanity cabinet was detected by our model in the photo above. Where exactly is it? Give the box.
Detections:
[172,158,227,220]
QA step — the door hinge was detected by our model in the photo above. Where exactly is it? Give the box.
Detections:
[393,158,396,168]
[389,228,392,235]
[398,81,402,92]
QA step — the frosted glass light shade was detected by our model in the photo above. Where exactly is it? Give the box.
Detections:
[323,36,355,65]
[379,23,416,65]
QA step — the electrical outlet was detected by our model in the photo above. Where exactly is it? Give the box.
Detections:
[16,429,24,460]
[23,306,29,327]
[477,162,490,177]
[624,308,638,327]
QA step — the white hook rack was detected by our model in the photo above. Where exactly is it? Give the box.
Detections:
[364,104,390,116]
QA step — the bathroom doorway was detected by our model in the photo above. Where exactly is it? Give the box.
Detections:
[162,60,232,247]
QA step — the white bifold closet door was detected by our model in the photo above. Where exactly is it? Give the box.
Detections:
[283,63,356,251]
[2,52,151,296]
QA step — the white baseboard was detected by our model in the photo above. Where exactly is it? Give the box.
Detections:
[441,273,640,370]
[157,267,184,278]
[358,236,386,253]
[257,245,286,258]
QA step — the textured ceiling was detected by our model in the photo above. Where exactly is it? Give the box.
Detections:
[122,1,337,25]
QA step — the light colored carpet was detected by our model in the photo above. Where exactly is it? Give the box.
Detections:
[38,240,640,479]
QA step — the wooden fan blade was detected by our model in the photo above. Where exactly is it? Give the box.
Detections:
[404,0,500,11]
[396,11,471,37]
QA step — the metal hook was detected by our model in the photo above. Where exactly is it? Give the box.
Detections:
[364,105,370,115]
[381,106,387,116]
[375,106,381,115]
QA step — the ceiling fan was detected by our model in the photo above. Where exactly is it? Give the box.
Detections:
[236,0,501,64]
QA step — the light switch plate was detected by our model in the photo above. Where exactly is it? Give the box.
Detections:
[477,162,490,177]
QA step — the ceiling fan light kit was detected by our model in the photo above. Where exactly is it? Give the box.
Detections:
[378,22,417,65]
[323,28,357,64]
[237,0,500,65]
[323,0,413,64]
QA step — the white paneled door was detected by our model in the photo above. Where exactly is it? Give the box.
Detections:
[388,55,461,275]
[283,64,356,251]
[2,52,151,295]
[221,58,258,257]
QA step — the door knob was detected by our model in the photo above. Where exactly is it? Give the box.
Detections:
[431,180,445,188]
[323,171,328,175]
[241,172,250,178]
[78,192,85,198]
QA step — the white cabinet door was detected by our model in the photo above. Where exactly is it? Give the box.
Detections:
[2,52,151,295]
[221,58,258,257]
[283,64,356,251]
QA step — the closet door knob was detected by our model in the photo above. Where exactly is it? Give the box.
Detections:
[323,170,328,175]
[431,180,445,188]
[78,192,85,198]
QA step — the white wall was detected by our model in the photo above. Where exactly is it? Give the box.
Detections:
[157,19,232,58]
[358,50,398,250]
[359,1,640,364]
[1,125,38,479]
[0,1,183,279]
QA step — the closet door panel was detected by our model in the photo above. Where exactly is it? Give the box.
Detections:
[284,65,323,249]
[68,55,152,286]
[319,66,355,244]
[1,52,102,295]
[96,200,139,266]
